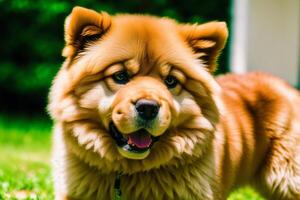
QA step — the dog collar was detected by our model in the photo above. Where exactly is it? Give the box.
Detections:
[114,172,122,200]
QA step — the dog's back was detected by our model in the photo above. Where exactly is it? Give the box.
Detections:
[215,72,300,199]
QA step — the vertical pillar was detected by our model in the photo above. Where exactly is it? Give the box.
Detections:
[230,0,300,86]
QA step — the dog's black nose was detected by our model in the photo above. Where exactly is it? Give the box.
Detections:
[135,99,159,121]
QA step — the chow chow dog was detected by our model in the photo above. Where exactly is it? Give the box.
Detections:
[48,6,300,200]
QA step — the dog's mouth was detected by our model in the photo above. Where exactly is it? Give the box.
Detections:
[109,122,159,159]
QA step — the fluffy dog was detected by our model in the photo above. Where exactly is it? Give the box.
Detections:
[48,6,300,200]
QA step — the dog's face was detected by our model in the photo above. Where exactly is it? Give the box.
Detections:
[49,7,227,171]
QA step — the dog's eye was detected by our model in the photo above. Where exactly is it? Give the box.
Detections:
[164,75,178,89]
[112,71,130,84]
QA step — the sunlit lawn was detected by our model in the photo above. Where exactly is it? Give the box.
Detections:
[0,115,53,200]
[0,115,264,200]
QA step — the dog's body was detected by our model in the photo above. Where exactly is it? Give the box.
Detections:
[49,7,300,200]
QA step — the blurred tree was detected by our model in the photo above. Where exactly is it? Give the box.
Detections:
[0,0,229,113]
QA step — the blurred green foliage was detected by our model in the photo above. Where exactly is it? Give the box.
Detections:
[0,0,229,113]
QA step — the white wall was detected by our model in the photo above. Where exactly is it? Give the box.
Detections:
[230,0,300,86]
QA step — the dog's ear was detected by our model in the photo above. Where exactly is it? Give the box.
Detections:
[180,22,228,73]
[63,6,112,58]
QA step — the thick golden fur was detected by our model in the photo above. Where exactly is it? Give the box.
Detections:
[48,6,300,200]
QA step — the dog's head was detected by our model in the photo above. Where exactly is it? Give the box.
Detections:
[49,7,227,172]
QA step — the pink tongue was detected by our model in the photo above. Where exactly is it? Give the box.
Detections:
[127,132,152,148]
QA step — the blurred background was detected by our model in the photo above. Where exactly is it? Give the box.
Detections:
[0,0,230,115]
[0,0,299,199]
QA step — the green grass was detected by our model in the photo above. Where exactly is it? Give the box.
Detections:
[0,115,265,200]
[0,115,53,200]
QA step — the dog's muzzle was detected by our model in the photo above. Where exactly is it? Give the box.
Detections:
[109,122,159,159]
